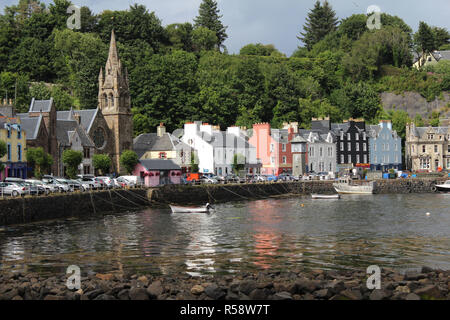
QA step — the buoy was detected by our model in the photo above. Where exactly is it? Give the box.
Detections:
[301,204,305,208]
[426,212,431,216]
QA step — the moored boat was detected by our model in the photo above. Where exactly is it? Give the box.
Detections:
[435,180,450,192]
[333,178,375,195]
[169,203,212,213]
[311,194,341,200]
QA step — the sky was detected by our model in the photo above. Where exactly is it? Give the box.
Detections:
[2,0,450,56]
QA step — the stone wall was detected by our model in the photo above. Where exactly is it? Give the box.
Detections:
[374,178,446,194]
[0,189,149,226]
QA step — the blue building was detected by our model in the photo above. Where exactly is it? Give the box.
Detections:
[368,120,402,171]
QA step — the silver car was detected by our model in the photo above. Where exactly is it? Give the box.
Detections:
[0,182,29,197]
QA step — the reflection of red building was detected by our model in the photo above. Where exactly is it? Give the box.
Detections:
[249,123,294,176]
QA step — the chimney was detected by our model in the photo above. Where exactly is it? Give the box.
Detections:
[74,113,81,125]
[157,123,166,137]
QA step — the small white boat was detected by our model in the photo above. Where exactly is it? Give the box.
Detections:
[312,194,341,200]
[333,178,375,195]
[435,180,450,192]
[169,203,212,213]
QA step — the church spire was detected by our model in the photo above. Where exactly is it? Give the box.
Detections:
[108,29,119,66]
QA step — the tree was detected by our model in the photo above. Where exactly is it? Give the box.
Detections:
[190,152,199,173]
[240,43,284,57]
[120,150,138,174]
[414,114,425,127]
[0,140,6,173]
[415,22,436,57]
[299,1,338,50]
[62,149,83,179]
[429,111,440,127]
[93,154,112,175]
[26,147,53,179]
[194,0,228,50]
[192,27,217,52]
[432,27,450,50]
[166,23,194,51]
[232,154,245,174]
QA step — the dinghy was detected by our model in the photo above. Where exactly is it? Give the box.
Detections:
[169,203,212,213]
[311,194,341,200]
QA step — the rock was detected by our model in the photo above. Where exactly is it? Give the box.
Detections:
[191,285,204,295]
[76,289,83,296]
[85,289,104,300]
[147,281,163,299]
[96,273,114,281]
[369,290,390,300]
[12,296,23,300]
[44,295,64,300]
[94,294,117,300]
[339,289,363,300]
[404,271,425,281]
[225,292,240,300]
[239,280,257,296]
[249,288,268,300]
[273,292,293,300]
[204,284,226,300]
[293,279,320,294]
[302,293,315,300]
[313,288,332,299]
[395,286,410,294]
[325,280,345,294]
[405,293,421,300]
[421,266,434,274]
[117,289,130,300]
[414,285,442,299]
[129,287,149,300]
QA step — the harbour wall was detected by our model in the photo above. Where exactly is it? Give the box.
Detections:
[0,178,446,226]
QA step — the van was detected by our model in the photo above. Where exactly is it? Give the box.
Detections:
[119,175,142,186]
[186,173,201,183]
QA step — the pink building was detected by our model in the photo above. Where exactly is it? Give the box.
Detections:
[249,123,295,176]
[133,159,181,187]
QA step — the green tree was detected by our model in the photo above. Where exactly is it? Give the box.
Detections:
[232,154,245,174]
[190,152,199,173]
[415,22,436,57]
[26,147,53,179]
[166,23,194,51]
[120,150,138,174]
[432,27,450,50]
[389,109,410,141]
[414,114,425,127]
[192,27,217,52]
[62,149,83,179]
[429,111,440,127]
[93,154,112,175]
[194,0,228,50]
[299,0,338,50]
[240,43,284,57]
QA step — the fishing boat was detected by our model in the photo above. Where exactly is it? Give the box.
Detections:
[333,178,375,195]
[169,203,212,213]
[311,194,341,200]
[434,180,450,192]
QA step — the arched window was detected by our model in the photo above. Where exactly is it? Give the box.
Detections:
[109,94,114,107]
[102,94,107,108]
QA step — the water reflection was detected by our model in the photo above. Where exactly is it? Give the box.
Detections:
[0,194,449,276]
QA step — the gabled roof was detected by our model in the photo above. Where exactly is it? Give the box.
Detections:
[56,120,94,147]
[29,98,53,113]
[133,133,176,158]
[139,159,181,171]
[432,50,450,61]
[0,106,15,118]
[56,108,98,133]
[17,114,42,140]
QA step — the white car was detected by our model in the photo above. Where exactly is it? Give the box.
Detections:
[26,179,53,194]
[0,182,29,197]
[97,176,114,188]
[78,176,102,190]
[43,177,71,192]
[117,176,139,187]
[201,176,219,184]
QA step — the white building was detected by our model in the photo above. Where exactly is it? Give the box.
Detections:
[181,122,258,176]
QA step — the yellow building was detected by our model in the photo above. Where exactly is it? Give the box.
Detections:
[0,115,28,180]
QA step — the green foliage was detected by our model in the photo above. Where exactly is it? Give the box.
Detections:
[240,43,285,57]
[26,147,53,179]
[299,0,338,50]
[415,22,436,54]
[166,23,194,52]
[93,154,112,175]
[194,0,228,50]
[190,152,199,173]
[192,27,217,52]
[232,154,245,174]
[429,111,440,127]
[0,140,6,158]
[414,114,425,127]
[62,149,83,179]
[120,150,138,174]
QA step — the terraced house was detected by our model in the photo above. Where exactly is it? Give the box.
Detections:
[0,103,27,180]
[367,120,402,171]
[406,123,450,172]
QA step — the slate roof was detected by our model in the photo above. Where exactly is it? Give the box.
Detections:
[139,159,181,171]
[0,106,15,118]
[29,98,53,113]
[56,120,94,147]
[211,131,253,149]
[270,129,290,143]
[432,50,450,62]
[367,125,382,138]
[410,125,450,137]
[17,114,42,140]
[57,108,98,133]
[133,133,176,158]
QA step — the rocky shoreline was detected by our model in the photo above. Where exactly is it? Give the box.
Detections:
[0,267,448,300]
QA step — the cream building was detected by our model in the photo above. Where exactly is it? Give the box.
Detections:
[405,123,450,172]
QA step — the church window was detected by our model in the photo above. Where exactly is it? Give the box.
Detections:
[93,128,106,149]
[109,94,114,107]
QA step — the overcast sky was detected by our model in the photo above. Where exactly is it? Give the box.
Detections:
[3,0,450,56]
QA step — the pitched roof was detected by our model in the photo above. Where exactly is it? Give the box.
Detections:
[211,131,252,148]
[29,98,53,113]
[133,133,176,158]
[139,159,181,171]
[0,106,15,118]
[57,108,98,133]
[432,50,450,61]
[17,114,42,140]
[56,120,94,147]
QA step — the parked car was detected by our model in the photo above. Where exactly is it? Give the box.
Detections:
[200,176,219,184]
[96,176,114,188]
[186,173,202,183]
[253,175,267,183]
[265,175,278,182]
[224,174,240,183]
[0,182,29,197]
[78,176,102,190]
[113,178,128,188]
[119,176,141,187]
[42,177,71,193]
[66,179,87,192]
[278,173,294,181]
[26,179,53,195]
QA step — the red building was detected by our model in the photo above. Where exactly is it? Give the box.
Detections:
[249,123,295,176]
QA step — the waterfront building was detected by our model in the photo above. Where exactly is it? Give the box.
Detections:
[133,123,192,173]
[303,130,336,174]
[405,122,450,172]
[331,119,370,171]
[181,122,258,176]
[0,113,27,180]
[132,159,181,187]
[290,135,308,177]
[367,120,402,171]
[14,31,133,177]
[248,123,295,175]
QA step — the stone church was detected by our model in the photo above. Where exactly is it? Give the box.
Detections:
[10,31,133,176]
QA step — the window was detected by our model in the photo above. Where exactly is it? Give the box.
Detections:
[395,144,398,151]
[422,145,426,153]
[356,155,360,164]
[386,144,389,151]
[17,144,22,161]
[84,166,91,175]
[374,144,377,152]
[448,145,450,153]
[364,155,367,164]
[420,158,430,170]
[319,147,323,157]
[341,155,344,163]
[7,143,11,161]
[363,143,367,152]
[83,147,90,159]
[434,145,438,153]
[7,124,10,138]
[271,156,275,164]
[348,155,352,164]
[270,144,274,153]
[395,155,399,163]
[412,145,415,153]
[347,133,351,140]
[348,142,351,151]
[282,156,287,164]
[340,142,344,151]
[356,133,359,140]
[356,144,359,152]
[17,126,21,139]
[340,131,344,140]
[329,163,332,171]
[374,155,377,163]
[282,143,286,152]
[363,132,366,141]
[447,158,450,169]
